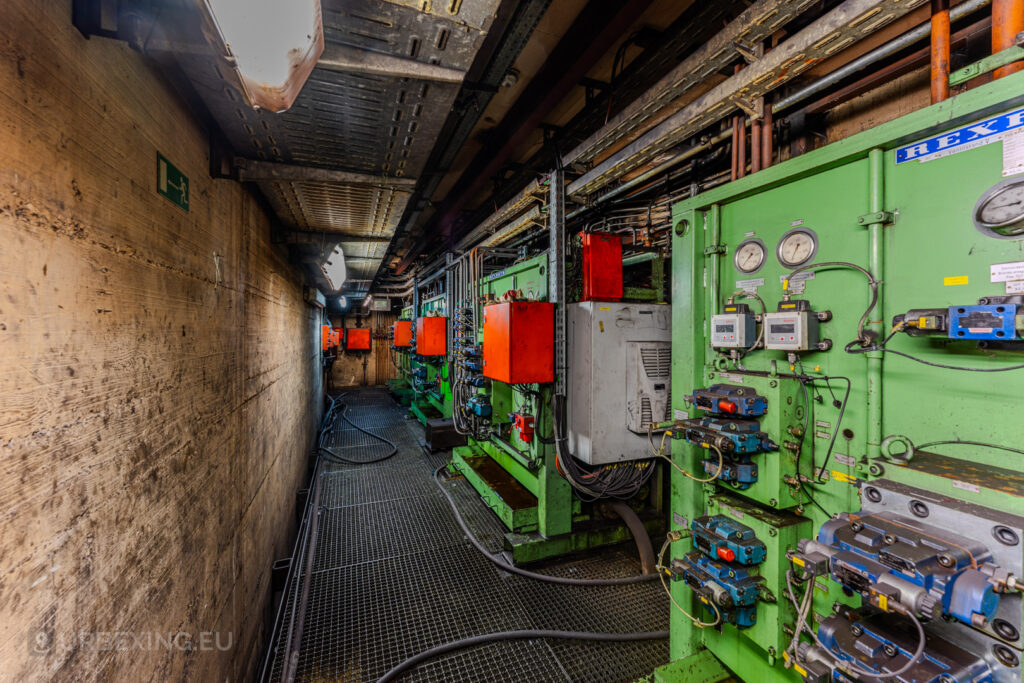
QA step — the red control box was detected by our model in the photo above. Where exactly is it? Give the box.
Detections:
[581,232,623,301]
[416,316,447,356]
[393,320,413,347]
[333,328,343,348]
[482,302,554,384]
[321,325,332,351]
[346,328,371,351]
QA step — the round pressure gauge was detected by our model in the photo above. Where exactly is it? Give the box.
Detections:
[777,227,818,268]
[734,238,767,274]
[974,178,1024,239]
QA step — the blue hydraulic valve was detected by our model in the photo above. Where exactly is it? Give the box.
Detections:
[689,384,768,417]
[691,515,767,565]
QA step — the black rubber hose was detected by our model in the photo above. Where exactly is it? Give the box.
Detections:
[433,468,658,586]
[376,629,669,683]
[320,394,398,464]
[607,501,656,575]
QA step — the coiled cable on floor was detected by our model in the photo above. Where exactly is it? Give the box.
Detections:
[376,628,669,683]
[319,393,398,464]
[434,468,658,586]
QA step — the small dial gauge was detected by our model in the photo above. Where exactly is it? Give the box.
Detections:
[777,228,818,268]
[974,178,1024,239]
[734,238,766,274]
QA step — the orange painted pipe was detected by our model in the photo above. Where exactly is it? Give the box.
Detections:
[736,115,747,179]
[762,103,773,169]
[993,0,1024,79]
[751,119,762,174]
[931,0,951,103]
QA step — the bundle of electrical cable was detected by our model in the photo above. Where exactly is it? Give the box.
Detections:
[552,393,656,501]
[317,393,397,465]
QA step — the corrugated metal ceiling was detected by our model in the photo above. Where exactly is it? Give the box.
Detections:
[173,0,503,294]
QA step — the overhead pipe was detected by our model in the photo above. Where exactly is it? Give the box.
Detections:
[751,117,763,174]
[931,0,952,103]
[993,0,1024,78]
[775,0,991,112]
[761,102,774,169]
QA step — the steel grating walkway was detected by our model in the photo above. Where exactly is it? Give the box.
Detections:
[263,389,669,682]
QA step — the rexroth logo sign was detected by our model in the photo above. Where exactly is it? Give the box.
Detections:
[895,107,1024,164]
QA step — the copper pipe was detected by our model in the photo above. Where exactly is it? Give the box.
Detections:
[762,103,773,169]
[931,0,951,103]
[736,114,747,179]
[993,0,1024,78]
[731,116,739,181]
[751,118,762,173]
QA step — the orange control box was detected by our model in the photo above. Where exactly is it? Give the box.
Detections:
[333,328,343,348]
[321,324,332,351]
[581,232,622,301]
[415,316,447,356]
[346,328,371,351]
[482,302,554,384]
[393,320,413,347]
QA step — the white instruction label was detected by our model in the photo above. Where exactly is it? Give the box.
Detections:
[719,373,744,384]
[952,480,981,494]
[674,409,687,420]
[1007,280,1024,295]
[834,453,856,467]
[991,261,1024,283]
[721,504,743,520]
[672,513,688,527]
[781,271,815,294]
[736,277,765,292]
[1004,128,1024,177]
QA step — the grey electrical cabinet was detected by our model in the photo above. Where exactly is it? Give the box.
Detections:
[567,302,672,465]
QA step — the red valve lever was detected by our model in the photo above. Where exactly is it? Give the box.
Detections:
[718,400,738,414]
[717,547,736,562]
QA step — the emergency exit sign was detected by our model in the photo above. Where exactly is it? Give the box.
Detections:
[157,153,189,211]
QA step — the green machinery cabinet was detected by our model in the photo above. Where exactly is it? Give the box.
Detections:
[662,70,1024,681]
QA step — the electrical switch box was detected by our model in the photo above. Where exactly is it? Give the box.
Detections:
[321,324,332,351]
[764,300,828,351]
[393,320,413,348]
[711,304,757,349]
[346,328,371,351]
[567,302,671,464]
[581,232,623,301]
[482,301,554,384]
[415,316,447,356]
[332,328,343,348]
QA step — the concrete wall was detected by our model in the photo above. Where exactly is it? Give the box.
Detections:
[0,2,321,680]
[330,312,399,389]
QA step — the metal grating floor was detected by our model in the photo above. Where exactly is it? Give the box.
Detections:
[263,389,669,682]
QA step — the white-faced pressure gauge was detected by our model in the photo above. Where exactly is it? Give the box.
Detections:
[734,238,766,274]
[777,227,818,268]
[974,178,1024,239]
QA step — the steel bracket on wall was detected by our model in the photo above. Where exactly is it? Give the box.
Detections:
[857,210,896,225]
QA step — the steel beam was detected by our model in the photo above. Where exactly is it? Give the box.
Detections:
[236,159,417,189]
[319,43,467,83]
[568,0,932,200]
[408,0,654,267]
[455,178,545,251]
[279,230,393,244]
[564,0,819,169]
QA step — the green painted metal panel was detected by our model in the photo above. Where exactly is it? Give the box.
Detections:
[665,71,1024,680]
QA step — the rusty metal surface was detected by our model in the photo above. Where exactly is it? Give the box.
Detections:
[567,0,932,200]
[171,0,502,293]
[564,0,820,169]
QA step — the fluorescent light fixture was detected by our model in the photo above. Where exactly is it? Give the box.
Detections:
[337,296,348,309]
[205,0,324,112]
[320,245,347,292]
